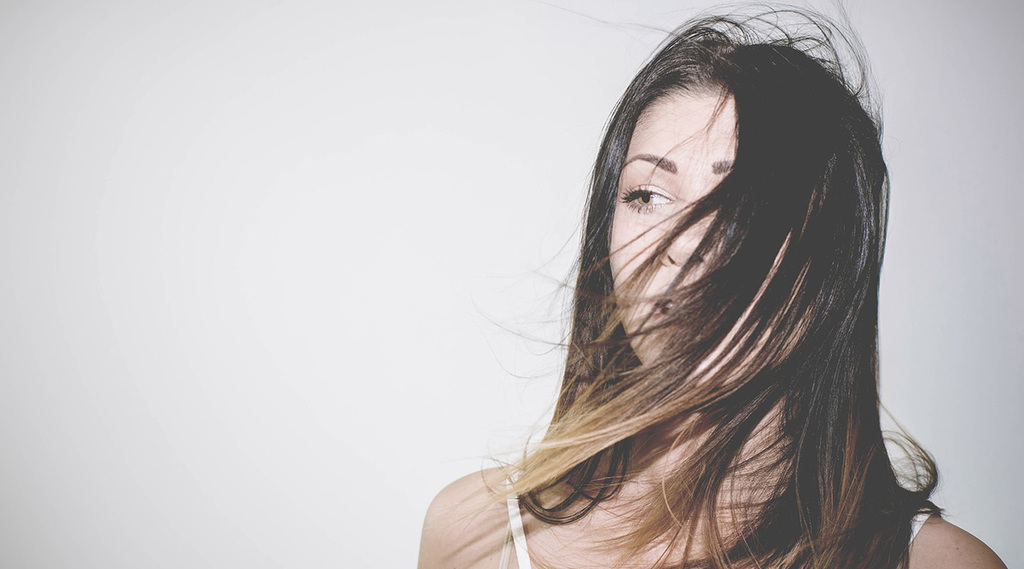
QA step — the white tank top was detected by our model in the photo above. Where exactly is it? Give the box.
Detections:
[498,495,931,569]
[497,494,532,569]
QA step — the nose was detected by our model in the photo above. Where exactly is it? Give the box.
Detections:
[662,231,703,270]
[662,236,689,268]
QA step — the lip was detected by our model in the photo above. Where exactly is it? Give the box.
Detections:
[653,300,675,317]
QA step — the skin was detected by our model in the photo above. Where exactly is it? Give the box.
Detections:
[609,91,736,363]
[609,91,736,298]
[417,91,1007,569]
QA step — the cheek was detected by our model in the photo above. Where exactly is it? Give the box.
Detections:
[608,210,636,287]
[609,211,661,293]
[610,212,712,297]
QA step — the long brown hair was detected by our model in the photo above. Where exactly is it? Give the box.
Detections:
[505,10,938,569]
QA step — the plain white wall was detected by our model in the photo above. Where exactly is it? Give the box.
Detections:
[0,1,1020,567]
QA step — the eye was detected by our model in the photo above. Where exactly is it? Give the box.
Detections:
[620,187,672,214]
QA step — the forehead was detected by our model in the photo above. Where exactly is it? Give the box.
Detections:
[630,92,737,159]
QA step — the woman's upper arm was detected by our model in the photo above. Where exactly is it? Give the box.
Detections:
[909,516,1007,569]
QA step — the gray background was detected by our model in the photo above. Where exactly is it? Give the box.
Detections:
[0,0,1020,567]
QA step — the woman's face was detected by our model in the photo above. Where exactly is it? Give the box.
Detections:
[610,91,738,341]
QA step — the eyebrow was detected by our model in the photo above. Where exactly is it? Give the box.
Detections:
[625,154,735,175]
[624,153,678,174]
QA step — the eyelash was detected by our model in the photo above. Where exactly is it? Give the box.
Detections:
[620,187,671,214]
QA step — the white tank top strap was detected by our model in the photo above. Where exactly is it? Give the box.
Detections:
[909,510,931,544]
[506,493,533,569]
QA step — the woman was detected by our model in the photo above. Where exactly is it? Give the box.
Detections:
[419,10,1005,569]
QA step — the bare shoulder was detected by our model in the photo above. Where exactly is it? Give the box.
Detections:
[418,467,510,569]
[909,516,1007,569]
